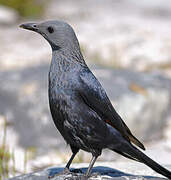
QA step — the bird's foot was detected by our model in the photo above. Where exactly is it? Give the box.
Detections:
[71,168,83,174]
[48,167,71,179]
[59,167,71,175]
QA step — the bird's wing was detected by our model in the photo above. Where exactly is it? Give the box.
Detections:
[79,68,145,150]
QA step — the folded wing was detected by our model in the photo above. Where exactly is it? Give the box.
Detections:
[79,68,145,150]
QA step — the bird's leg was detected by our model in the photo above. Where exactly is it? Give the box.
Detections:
[65,146,79,172]
[65,151,77,169]
[50,149,78,178]
[85,155,98,177]
[48,154,76,179]
[48,153,77,179]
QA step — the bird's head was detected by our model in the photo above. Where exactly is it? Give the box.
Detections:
[20,20,80,51]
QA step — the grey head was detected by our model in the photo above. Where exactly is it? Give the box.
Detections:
[20,20,84,62]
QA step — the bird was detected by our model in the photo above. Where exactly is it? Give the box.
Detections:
[20,20,171,179]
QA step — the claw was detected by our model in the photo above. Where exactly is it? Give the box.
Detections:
[48,167,71,179]
[71,168,83,174]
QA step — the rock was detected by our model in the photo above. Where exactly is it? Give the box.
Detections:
[0,5,18,25]
[8,162,170,180]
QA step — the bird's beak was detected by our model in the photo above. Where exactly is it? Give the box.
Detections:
[19,23,39,32]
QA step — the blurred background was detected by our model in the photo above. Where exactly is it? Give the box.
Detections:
[0,0,171,179]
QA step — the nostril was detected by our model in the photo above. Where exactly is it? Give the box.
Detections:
[20,23,38,31]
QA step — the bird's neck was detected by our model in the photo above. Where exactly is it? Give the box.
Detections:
[50,50,86,74]
[52,43,85,64]
[49,50,84,89]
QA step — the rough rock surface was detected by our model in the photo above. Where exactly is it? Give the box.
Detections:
[8,162,170,180]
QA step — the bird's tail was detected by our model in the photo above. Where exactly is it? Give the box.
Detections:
[111,143,171,179]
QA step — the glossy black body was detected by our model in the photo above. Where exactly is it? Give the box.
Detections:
[20,20,171,179]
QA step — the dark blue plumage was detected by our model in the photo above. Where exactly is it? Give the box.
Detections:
[20,20,171,179]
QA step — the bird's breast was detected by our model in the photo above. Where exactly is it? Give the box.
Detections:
[49,70,79,89]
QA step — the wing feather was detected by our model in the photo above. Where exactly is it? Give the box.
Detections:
[79,68,145,150]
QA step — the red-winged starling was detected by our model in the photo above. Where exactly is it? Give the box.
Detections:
[20,20,171,179]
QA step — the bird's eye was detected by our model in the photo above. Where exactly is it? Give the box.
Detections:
[47,26,54,33]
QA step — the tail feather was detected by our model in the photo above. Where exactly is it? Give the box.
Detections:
[121,120,145,150]
[112,144,171,179]
[114,149,141,162]
[129,135,145,150]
